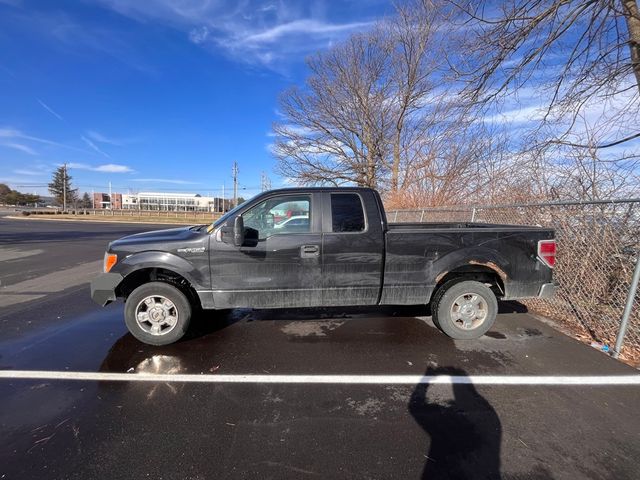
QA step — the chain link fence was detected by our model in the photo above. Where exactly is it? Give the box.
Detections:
[388,199,640,364]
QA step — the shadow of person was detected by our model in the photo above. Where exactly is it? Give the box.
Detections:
[409,366,502,480]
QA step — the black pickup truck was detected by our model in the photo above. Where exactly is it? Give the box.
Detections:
[91,187,556,345]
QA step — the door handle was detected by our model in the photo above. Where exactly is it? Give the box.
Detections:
[300,244,320,258]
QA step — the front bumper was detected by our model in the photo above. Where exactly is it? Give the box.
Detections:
[537,282,557,299]
[90,272,124,306]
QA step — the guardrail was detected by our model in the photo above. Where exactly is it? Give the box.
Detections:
[15,207,224,221]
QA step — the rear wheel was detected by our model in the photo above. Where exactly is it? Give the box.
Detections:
[124,282,192,345]
[432,280,498,340]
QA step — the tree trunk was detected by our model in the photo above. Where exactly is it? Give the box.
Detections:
[391,130,401,192]
[622,0,640,93]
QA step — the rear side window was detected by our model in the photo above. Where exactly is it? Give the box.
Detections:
[331,194,365,232]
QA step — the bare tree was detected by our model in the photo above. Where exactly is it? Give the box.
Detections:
[273,26,392,189]
[385,1,448,191]
[274,0,640,207]
[537,125,639,200]
[450,0,640,148]
[384,120,545,208]
[273,0,458,193]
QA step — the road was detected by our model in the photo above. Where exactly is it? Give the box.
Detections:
[1,216,639,479]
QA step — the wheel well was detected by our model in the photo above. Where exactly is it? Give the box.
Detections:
[430,265,505,303]
[116,268,201,308]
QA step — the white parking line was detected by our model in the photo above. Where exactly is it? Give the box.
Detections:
[1,370,640,385]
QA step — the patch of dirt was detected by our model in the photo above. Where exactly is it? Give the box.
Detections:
[281,320,345,337]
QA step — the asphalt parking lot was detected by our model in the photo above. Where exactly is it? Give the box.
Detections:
[1,216,640,479]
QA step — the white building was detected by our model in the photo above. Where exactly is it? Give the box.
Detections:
[121,192,229,212]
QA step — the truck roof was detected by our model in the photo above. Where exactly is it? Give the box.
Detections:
[264,186,377,194]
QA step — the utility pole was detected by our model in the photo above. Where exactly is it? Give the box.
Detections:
[63,163,67,212]
[261,171,272,192]
[222,183,225,212]
[232,161,239,208]
[109,181,112,209]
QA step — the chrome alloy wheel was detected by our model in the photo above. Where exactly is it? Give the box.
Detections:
[135,295,179,336]
[450,293,488,330]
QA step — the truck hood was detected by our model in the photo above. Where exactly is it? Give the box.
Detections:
[109,226,207,252]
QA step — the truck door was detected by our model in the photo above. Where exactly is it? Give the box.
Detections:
[321,191,385,306]
[210,192,323,308]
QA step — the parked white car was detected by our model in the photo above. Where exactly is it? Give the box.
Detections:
[273,215,309,229]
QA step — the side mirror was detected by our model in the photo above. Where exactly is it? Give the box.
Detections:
[233,215,245,246]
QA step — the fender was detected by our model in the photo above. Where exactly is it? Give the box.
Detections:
[431,246,511,288]
[116,250,207,290]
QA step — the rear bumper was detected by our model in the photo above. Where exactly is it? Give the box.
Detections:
[537,282,557,299]
[90,272,123,306]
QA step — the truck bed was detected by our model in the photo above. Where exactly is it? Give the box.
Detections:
[381,222,554,305]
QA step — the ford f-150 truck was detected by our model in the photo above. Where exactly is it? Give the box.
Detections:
[91,187,556,345]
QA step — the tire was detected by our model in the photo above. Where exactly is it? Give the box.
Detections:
[430,278,467,329]
[432,280,498,340]
[430,280,453,329]
[124,282,192,346]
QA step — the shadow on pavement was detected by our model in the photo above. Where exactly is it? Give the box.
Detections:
[409,366,502,480]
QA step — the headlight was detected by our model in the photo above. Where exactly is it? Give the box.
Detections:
[104,252,118,273]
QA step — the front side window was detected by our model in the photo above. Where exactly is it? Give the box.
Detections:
[331,194,365,232]
[242,195,311,239]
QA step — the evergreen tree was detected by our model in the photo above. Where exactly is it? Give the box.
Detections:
[81,192,92,208]
[48,165,77,207]
[0,184,41,206]
[0,183,11,204]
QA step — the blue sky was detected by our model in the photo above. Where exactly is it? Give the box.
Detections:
[0,0,391,197]
[2,0,637,200]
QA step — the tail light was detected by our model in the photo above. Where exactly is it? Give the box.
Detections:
[538,240,556,268]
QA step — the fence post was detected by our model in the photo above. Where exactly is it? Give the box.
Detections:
[471,208,477,222]
[419,210,424,222]
[393,210,398,222]
[612,252,640,359]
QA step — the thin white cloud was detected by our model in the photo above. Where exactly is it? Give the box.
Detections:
[81,135,111,158]
[13,168,44,176]
[94,163,134,173]
[0,126,95,155]
[0,127,26,138]
[269,124,315,137]
[1,142,37,155]
[243,19,372,44]
[188,26,210,45]
[95,0,375,69]
[37,99,64,121]
[85,130,127,146]
[132,178,200,185]
[67,162,134,173]
[66,162,92,169]
[485,105,545,124]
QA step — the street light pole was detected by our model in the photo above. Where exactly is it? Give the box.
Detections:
[63,163,67,212]
[232,161,238,208]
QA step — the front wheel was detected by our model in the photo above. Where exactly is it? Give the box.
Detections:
[432,280,498,340]
[124,282,192,345]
